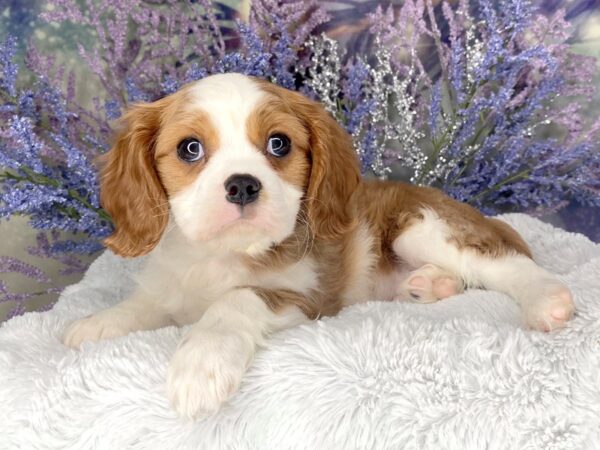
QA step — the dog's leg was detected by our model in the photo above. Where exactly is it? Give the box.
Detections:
[166,289,306,418]
[392,209,574,331]
[62,290,173,348]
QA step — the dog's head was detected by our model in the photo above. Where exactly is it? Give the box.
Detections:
[101,73,360,257]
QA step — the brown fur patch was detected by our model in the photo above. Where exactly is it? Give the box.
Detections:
[251,287,321,320]
[350,180,532,262]
[246,98,311,190]
[257,80,361,241]
[100,96,175,257]
[244,220,356,319]
[154,108,220,196]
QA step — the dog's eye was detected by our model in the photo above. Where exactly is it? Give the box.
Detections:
[266,134,291,157]
[177,138,204,163]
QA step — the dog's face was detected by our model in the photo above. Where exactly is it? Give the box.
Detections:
[156,76,310,253]
[101,74,360,257]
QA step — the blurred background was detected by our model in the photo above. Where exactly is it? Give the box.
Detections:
[0,0,599,320]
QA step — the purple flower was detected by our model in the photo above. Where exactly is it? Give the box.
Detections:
[429,80,442,137]
[184,63,208,84]
[161,75,181,96]
[0,116,45,172]
[250,0,330,48]
[449,39,465,104]
[0,256,51,283]
[104,99,122,121]
[0,36,18,97]
[126,77,152,103]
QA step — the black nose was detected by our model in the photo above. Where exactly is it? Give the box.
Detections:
[224,174,262,206]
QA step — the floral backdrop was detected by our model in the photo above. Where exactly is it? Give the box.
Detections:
[0,0,599,320]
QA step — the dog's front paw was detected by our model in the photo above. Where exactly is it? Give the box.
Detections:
[62,309,136,348]
[522,281,574,332]
[167,329,254,419]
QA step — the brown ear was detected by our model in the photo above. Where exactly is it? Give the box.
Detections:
[100,100,169,257]
[278,89,361,239]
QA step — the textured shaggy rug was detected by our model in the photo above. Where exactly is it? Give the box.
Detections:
[1,214,600,449]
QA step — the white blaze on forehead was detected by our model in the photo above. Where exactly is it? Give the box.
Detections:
[185,73,272,180]
[187,73,266,146]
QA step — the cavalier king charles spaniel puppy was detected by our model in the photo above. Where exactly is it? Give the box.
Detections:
[63,73,574,418]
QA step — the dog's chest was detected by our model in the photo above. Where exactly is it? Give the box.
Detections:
[166,255,248,322]
[162,246,319,324]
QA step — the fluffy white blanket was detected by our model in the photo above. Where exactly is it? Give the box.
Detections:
[1,214,600,449]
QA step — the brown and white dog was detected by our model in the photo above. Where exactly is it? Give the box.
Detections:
[63,73,574,418]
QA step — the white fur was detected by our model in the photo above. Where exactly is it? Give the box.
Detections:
[63,222,315,417]
[258,257,319,295]
[167,289,306,418]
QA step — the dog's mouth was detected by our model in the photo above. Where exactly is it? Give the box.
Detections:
[213,203,269,235]
[220,203,259,225]
[236,204,259,221]
[199,206,277,255]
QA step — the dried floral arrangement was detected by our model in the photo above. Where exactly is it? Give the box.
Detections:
[0,0,598,317]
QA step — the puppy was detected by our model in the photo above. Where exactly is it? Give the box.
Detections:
[63,73,574,418]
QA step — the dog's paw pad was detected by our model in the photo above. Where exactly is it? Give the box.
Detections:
[407,275,430,290]
[432,277,460,299]
[400,265,462,303]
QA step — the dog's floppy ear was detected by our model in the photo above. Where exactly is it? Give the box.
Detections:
[278,89,361,239]
[100,99,170,257]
